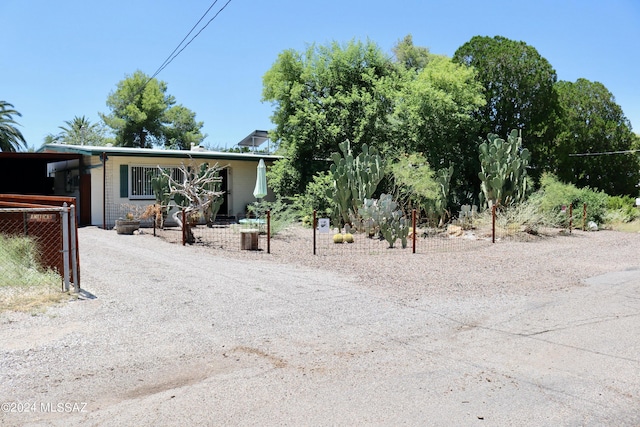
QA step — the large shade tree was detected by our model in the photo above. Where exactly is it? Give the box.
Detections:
[453,36,559,179]
[262,39,400,196]
[100,70,204,149]
[0,101,27,152]
[554,78,640,196]
[392,53,485,204]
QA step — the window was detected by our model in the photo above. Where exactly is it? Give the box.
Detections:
[127,166,184,200]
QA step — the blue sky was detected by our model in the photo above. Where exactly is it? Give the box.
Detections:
[3,0,639,150]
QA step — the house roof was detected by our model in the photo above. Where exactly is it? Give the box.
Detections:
[39,144,282,162]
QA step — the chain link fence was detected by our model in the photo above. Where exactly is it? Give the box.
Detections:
[0,205,79,294]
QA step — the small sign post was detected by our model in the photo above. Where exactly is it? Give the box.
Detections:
[317,218,330,234]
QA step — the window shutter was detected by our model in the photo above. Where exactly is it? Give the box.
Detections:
[120,165,128,198]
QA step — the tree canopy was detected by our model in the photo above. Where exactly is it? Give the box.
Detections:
[553,78,639,196]
[0,101,27,152]
[100,70,204,149]
[453,36,559,179]
[262,39,399,195]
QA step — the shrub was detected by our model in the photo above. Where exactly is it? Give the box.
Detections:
[536,173,608,224]
[291,172,336,226]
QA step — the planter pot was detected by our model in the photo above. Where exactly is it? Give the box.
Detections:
[115,219,140,235]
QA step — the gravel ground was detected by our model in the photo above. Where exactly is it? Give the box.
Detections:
[0,226,639,426]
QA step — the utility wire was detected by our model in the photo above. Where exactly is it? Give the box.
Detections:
[150,1,223,81]
[153,0,232,78]
[118,0,232,109]
[568,149,640,157]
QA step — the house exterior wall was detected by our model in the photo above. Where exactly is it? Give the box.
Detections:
[87,154,272,227]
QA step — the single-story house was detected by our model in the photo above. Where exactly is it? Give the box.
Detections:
[37,133,280,228]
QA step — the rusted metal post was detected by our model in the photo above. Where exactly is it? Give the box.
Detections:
[182,209,186,246]
[583,203,587,231]
[267,210,271,254]
[153,204,157,237]
[313,210,317,255]
[412,209,417,254]
[569,204,573,234]
[492,204,496,244]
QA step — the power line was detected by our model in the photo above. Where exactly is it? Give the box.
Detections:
[568,149,640,157]
[119,1,232,109]
[153,0,232,78]
[151,1,223,81]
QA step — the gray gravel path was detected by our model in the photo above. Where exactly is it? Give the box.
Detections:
[1,227,639,426]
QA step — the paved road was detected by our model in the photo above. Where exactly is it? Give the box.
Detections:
[1,228,639,426]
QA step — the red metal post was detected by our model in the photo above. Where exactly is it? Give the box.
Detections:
[569,204,573,234]
[182,209,186,246]
[313,210,317,255]
[492,204,496,243]
[583,203,587,231]
[412,209,416,254]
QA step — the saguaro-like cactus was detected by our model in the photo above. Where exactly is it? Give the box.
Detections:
[478,129,530,208]
[328,140,384,225]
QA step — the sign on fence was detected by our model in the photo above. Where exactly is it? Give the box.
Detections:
[317,218,330,234]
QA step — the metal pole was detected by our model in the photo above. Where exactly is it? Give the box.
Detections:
[313,210,317,256]
[102,153,107,230]
[267,210,271,254]
[492,204,496,244]
[583,203,587,231]
[412,209,416,254]
[182,209,186,246]
[569,204,573,234]
[61,203,70,292]
[70,205,79,292]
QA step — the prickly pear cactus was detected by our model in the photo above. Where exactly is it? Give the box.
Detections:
[478,129,530,208]
[327,140,385,226]
[359,194,409,248]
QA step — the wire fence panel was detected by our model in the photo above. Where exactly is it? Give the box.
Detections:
[153,212,270,253]
[0,207,79,293]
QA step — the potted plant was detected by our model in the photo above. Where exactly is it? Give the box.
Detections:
[115,212,141,235]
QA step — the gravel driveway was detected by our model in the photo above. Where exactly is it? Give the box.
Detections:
[1,226,639,426]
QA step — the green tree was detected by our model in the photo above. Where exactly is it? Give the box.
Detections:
[0,101,27,152]
[262,39,399,196]
[163,105,205,150]
[392,34,432,71]
[554,78,640,196]
[453,36,559,179]
[392,54,485,204]
[48,116,108,146]
[101,70,203,149]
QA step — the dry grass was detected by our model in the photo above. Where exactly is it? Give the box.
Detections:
[0,234,70,313]
[0,283,71,313]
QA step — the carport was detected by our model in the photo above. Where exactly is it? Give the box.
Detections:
[0,152,91,225]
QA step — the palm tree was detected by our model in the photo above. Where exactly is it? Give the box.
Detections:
[0,101,27,152]
[56,116,106,145]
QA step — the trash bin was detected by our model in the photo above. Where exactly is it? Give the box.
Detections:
[240,229,259,250]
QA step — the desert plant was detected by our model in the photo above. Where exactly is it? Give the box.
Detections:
[327,140,385,226]
[343,233,354,243]
[536,173,608,224]
[333,233,344,244]
[478,129,531,208]
[387,152,453,224]
[359,193,410,248]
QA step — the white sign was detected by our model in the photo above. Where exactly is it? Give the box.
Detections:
[317,218,330,234]
[636,198,640,206]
